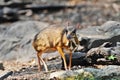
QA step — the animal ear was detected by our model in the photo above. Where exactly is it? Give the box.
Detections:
[75,23,80,29]
[66,21,70,30]
[67,21,70,26]
[63,28,68,34]
[72,28,76,33]
[72,23,80,33]
[66,21,72,29]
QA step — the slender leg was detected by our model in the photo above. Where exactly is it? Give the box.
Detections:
[40,57,48,72]
[57,47,67,70]
[37,52,48,72]
[64,48,72,70]
[37,52,42,71]
[68,52,72,70]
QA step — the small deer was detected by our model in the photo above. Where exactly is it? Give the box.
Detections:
[32,23,80,71]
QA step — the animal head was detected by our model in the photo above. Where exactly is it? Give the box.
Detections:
[63,23,80,51]
[64,27,77,40]
[64,22,80,41]
[65,23,80,41]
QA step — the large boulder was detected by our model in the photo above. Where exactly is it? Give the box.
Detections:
[50,65,120,80]
[85,65,120,80]
[0,21,49,62]
[77,21,120,50]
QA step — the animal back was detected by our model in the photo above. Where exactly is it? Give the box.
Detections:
[33,26,65,52]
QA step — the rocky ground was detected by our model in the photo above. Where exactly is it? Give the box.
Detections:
[0,0,120,80]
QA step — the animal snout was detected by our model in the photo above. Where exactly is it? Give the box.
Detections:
[67,35,73,40]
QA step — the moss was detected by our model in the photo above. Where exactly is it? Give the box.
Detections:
[61,72,95,80]
[107,54,117,61]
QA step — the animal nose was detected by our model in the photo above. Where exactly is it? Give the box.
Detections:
[67,35,72,40]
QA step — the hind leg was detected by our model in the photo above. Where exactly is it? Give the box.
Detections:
[37,51,48,72]
[37,52,42,71]
[40,57,48,72]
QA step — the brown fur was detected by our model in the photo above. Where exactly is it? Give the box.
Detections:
[33,24,79,71]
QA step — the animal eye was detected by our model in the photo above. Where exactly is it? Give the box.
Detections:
[63,29,68,34]
[71,33,75,36]
[66,30,68,34]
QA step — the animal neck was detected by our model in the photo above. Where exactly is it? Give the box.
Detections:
[68,36,79,51]
[62,33,70,46]
[74,35,80,45]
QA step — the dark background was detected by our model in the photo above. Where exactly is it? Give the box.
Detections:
[0,0,120,26]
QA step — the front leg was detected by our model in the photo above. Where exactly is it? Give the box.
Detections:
[57,47,67,70]
[68,51,72,70]
[65,48,72,70]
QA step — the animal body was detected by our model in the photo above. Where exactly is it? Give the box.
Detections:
[32,24,80,71]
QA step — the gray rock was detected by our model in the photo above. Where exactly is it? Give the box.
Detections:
[0,0,5,5]
[84,65,120,80]
[77,21,120,50]
[0,71,13,80]
[0,62,4,70]
[97,65,120,78]
[50,65,120,79]
[3,7,18,17]
[63,52,88,67]
[0,21,49,62]
[49,69,90,79]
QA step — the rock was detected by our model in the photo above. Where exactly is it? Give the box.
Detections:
[0,70,13,80]
[3,7,18,15]
[62,52,88,69]
[86,46,120,65]
[0,62,4,70]
[50,65,120,80]
[0,21,49,62]
[77,21,120,50]
[86,47,110,63]
[84,65,120,80]
[63,21,120,67]
[84,34,120,65]
[96,65,120,79]
[49,69,94,80]
[63,42,120,66]
[0,0,5,5]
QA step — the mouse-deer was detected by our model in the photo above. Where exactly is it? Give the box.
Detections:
[32,23,80,71]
